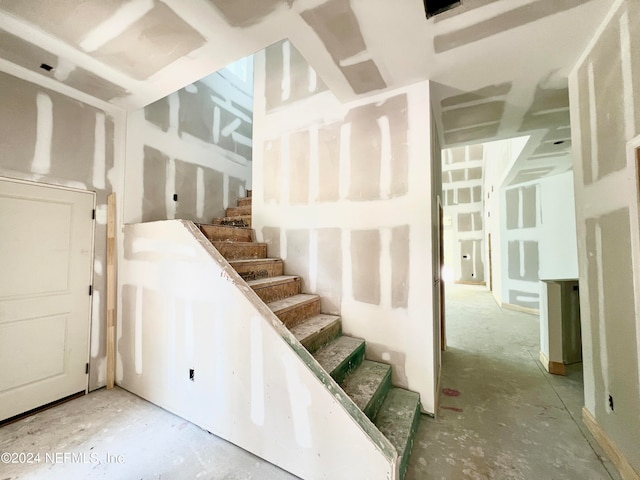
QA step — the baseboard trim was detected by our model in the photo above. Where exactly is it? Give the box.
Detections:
[582,407,640,480]
[502,302,539,316]
[454,280,487,286]
[434,359,442,416]
[539,351,566,375]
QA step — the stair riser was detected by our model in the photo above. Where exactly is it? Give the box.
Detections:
[214,243,266,260]
[301,322,342,354]
[275,299,321,328]
[233,262,284,280]
[331,343,365,385]
[252,279,301,303]
[237,197,252,207]
[365,369,392,420]
[199,225,252,242]
[226,205,251,217]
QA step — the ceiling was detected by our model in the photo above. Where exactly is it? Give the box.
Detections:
[0,0,616,184]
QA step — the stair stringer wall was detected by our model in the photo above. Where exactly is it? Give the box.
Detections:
[117,219,398,480]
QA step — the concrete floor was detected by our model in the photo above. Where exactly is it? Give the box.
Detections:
[0,284,621,480]
[406,284,621,480]
[0,388,297,480]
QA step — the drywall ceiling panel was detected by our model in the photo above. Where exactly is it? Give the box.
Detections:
[88,3,206,80]
[0,29,128,101]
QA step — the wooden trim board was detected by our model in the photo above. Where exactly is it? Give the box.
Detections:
[433,356,443,416]
[539,351,566,376]
[454,280,487,286]
[582,407,640,480]
[502,302,539,316]
[106,193,116,389]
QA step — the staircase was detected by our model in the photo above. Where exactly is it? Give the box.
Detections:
[198,192,420,479]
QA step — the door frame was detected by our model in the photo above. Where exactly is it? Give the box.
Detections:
[487,232,493,292]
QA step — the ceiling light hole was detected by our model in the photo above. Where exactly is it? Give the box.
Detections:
[424,0,461,18]
[40,63,54,72]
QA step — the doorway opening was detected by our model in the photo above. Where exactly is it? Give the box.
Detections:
[438,137,585,410]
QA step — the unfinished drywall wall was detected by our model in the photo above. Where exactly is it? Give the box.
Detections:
[537,172,579,280]
[482,137,530,303]
[0,70,123,390]
[479,137,577,311]
[442,144,485,284]
[253,40,437,413]
[569,0,640,472]
[500,172,578,311]
[117,220,396,480]
[124,62,253,224]
[502,181,541,309]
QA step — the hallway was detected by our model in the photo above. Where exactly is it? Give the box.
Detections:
[406,284,620,480]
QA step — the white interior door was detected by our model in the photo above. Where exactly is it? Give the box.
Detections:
[0,178,94,421]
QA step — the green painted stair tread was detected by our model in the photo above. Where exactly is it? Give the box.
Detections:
[290,314,342,352]
[340,360,392,419]
[313,336,365,384]
[246,275,301,288]
[374,388,421,477]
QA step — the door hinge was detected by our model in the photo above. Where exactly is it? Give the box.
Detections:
[89,285,93,296]
[85,363,89,374]
[92,209,95,220]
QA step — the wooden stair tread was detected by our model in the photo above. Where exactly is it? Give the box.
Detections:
[229,258,282,266]
[313,336,365,383]
[290,314,341,352]
[247,275,300,288]
[267,294,319,314]
[226,205,251,217]
[237,197,252,207]
[268,293,321,328]
[248,275,301,303]
[212,241,267,260]
[198,222,252,231]
[212,241,263,247]
[290,314,340,341]
[213,215,251,223]
[198,224,253,242]
[374,388,421,478]
[341,360,392,419]
[229,257,284,281]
